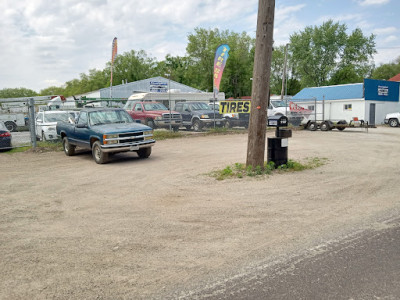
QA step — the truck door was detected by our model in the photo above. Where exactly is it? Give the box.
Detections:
[180,103,192,123]
[74,111,90,148]
[133,103,145,123]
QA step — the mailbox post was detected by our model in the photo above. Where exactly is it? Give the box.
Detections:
[267,115,292,167]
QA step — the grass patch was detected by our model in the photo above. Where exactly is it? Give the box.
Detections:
[5,140,63,154]
[211,157,328,180]
[153,130,183,140]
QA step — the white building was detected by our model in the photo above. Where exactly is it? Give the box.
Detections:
[291,79,400,125]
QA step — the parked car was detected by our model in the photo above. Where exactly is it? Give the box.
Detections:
[384,112,400,127]
[56,108,156,164]
[208,102,249,128]
[35,110,76,141]
[0,121,12,150]
[124,101,182,131]
[174,101,225,131]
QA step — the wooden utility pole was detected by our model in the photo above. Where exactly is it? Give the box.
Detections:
[246,0,275,168]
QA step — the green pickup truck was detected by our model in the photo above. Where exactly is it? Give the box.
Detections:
[56,108,155,164]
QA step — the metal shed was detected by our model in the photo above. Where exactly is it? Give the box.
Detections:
[292,79,400,125]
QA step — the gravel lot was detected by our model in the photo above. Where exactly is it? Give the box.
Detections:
[1,126,400,299]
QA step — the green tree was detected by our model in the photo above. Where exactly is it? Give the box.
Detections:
[372,57,400,80]
[110,50,157,85]
[185,28,255,97]
[39,86,66,96]
[0,88,38,98]
[290,20,376,88]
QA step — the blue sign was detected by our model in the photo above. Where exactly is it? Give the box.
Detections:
[364,79,399,102]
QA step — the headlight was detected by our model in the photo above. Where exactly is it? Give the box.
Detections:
[144,130,153,140]
[103,134,118,144]
[155,116,162,120]
[200,115,209,119]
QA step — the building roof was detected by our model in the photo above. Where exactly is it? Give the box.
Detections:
[99,76,202,98]
[292,83,364,101]
[388,73,400,82]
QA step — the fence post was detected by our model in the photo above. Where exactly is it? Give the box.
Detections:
[28,98,36,148]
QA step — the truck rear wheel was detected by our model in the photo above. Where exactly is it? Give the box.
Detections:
[320,121,331,131]
[307,122,317,131]
[146,119,155,129]
[63,137,75,156]
[92,141,108,164]
[4,121,17,132]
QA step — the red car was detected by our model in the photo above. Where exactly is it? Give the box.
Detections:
[124,101,182,131]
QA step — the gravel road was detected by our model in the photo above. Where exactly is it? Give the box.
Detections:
[1,127,399,299]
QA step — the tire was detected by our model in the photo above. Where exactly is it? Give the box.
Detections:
[192,119,202,132]
[336,120,347,131]
[137,147,152,158]
[389,118,399,127]
[146,119,156,129]
[320,121,330,131]
[62,137,75,156]
[92,141,108,164]
[307,122,317,131]
[4,121,17,132]
[224,119,232,128]
[41,131,47,141]
[185,125,191,131]
[172,126,179,132]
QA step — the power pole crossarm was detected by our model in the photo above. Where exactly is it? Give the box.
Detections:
[246,0,275,168]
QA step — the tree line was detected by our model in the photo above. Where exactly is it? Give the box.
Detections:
[1,20,400,99]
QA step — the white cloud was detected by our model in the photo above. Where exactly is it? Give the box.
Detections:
[382,35,398,43]
[357,0,390,6]
[373,26,397,35]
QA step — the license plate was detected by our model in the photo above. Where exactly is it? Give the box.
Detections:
[130,145,139,151]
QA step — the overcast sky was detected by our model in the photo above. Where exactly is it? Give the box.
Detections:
[0,0,398,92]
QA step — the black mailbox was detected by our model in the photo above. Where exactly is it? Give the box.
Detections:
[267,115,288,127]
[267,115,292,167]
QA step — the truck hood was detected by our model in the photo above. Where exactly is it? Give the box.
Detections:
[145,110,180,115]
[385,112,400,118]
[93,122,152,134]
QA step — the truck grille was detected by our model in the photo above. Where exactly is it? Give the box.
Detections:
[118,131,145,143]
[162,113,181,120]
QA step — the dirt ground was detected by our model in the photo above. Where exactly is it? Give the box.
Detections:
[1,126,400,299]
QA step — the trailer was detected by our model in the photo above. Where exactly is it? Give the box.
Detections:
[303,118,369,132]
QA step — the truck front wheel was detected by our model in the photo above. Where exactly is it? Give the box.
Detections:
[192,119,202,132]
[92,141,108,164]
[389,118,399,127]
[137,147,151,158]
[63,137,75,156]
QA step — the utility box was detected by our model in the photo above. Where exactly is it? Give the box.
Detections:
[267,115,292,167]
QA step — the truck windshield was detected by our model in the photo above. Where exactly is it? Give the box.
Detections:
[89,110,133,126]
[144,103,168,111]
[190,103,210,111]
[271,100,288,108]
[44,112,69,123]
